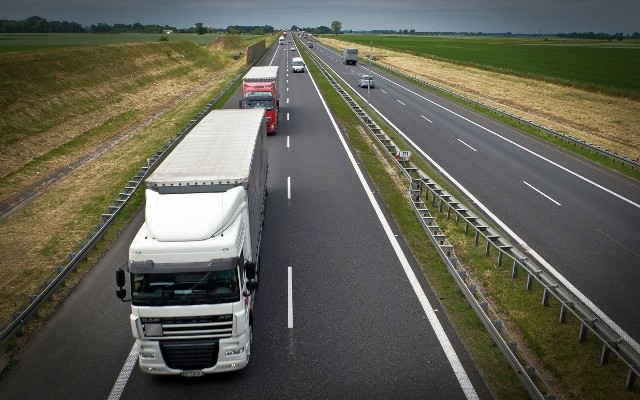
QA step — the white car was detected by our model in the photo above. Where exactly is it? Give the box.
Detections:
[358,74,374,88]
[291,57,305,73]
[290,46,296,51]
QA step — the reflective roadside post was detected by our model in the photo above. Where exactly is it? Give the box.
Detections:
[367,40,372,112]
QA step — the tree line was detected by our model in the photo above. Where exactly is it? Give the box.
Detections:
[0,16,276,35]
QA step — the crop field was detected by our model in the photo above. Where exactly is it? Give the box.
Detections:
[0,33,237,52]
[338,34,640,98]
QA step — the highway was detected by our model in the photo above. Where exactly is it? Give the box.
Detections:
[308,40,640,345]
[0,41,492,399]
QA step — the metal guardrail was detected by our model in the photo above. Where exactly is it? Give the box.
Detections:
[0,45,271,364]
[304,42,639,396]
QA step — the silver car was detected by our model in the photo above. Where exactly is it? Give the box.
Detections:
[358,74,374,88]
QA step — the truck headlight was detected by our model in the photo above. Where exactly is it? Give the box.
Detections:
[225,347,245,357]
[139,352,157,359]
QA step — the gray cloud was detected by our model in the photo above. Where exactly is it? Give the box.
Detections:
[1,0,638,33]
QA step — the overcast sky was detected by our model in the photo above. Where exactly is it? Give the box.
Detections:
[1,0,638,34]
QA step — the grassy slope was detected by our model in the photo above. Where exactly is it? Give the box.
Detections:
[0,38,250,326]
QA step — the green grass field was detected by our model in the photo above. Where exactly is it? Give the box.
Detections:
[337,35,640,98]
[0,33,256,52]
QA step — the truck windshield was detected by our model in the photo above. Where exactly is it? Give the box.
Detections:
[243,93,274,110]
[131,267,240,306]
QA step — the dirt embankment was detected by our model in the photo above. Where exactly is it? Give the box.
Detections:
[319,37,640,161]
[0,41,242,210]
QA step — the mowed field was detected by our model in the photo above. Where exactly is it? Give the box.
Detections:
[339,34,640,98]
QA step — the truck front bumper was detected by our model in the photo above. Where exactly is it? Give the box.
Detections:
[136,335,250,375]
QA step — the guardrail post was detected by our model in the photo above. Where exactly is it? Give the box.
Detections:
[600,343,611,365]
[542,288,551,306]
[627,369,637,391]
[559,303,570,324]
[579,322,589,342]
[0,347,9,369]
[526,273,534,291]
[512,259,519,278]
[492,319,503,333]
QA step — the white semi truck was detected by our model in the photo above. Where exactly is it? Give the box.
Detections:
[116,108,268,376]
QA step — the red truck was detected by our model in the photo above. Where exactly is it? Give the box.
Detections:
[240,66,280,134]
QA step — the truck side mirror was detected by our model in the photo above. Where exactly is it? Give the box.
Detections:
[116,268,128,301]
[239,99,243,109]
[245,262,256,280]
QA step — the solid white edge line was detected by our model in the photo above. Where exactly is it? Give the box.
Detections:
[287,176,291,200]
[288,267,293,328]
[523,181,561,206]
[108,342,138,400]
[306,57,479,400]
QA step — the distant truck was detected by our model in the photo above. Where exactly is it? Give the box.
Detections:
[239,66,280,134]
[343,48,358,65]
[116,108,268,376]
[278,36,285,45]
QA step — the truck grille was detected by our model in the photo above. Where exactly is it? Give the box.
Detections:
[142,315,233,339]
[160,340,218,370]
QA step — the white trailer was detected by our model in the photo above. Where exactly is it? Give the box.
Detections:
[116,108,268,376]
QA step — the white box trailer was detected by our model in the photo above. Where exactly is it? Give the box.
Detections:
[116,108,268,376]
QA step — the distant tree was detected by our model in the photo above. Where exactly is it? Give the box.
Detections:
[315,25,331,34]
[195,22,206,35]
[331,20,342,35]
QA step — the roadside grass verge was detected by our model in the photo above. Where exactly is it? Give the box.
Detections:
[0,45,247,338]
[301,45,640,399]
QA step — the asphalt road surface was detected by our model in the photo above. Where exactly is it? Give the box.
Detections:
[0,42,492,399]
